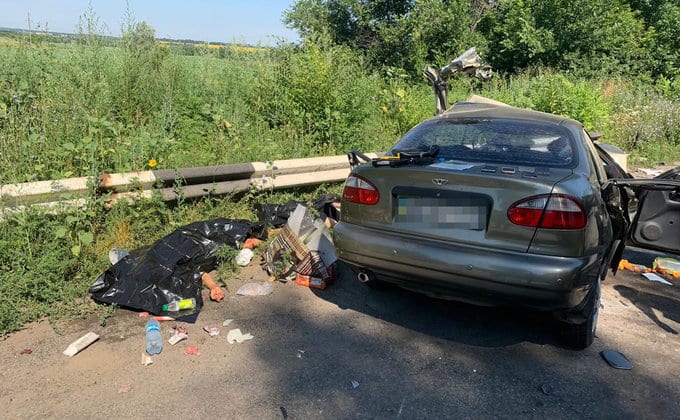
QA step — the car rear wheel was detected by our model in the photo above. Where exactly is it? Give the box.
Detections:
[559,276,601,349]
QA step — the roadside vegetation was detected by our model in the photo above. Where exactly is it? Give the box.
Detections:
[1,1,678,336]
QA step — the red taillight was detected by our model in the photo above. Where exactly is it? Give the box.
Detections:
[508,194,586,229]
[342,174,380,205]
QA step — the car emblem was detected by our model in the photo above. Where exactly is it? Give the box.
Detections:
[432,178,448,185]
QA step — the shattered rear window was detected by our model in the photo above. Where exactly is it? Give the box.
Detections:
[390,118,577,168]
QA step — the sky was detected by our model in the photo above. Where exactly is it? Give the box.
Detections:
[0,0,300,45]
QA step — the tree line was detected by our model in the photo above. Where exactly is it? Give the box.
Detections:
[284,0,679,80]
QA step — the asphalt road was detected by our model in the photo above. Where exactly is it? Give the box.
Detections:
[2,248,679,418]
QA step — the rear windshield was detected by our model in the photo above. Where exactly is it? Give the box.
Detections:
[390,118,577,167]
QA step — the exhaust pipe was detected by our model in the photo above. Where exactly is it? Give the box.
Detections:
[357,270,375,283]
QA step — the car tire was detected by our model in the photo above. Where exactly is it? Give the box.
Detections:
[560,276,601,349]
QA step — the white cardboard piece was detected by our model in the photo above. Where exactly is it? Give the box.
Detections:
[63,332,100,356]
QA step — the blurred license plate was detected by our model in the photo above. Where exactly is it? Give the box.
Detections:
[395,197,487,230]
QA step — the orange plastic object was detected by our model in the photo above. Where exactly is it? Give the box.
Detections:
[618,259,652,273]
[294,274,327,290]
[244,238,262,249]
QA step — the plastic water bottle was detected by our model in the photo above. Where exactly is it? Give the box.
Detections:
[162,297,196,312]
[145,319,163,355]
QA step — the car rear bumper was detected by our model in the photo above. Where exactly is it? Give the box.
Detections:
[333,222,600,311]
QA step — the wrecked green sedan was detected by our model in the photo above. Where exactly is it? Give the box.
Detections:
[334,101,680,349]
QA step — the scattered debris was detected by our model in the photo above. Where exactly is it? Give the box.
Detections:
[642,272,673,285]
[109,248,130,265]
[118,384,132,393]
[236,248,254,266]
[296,349,305,358]
[139,312,149,318]
[263,204,337,289]
[618,259,651,273]
[172,325,189,334]
[184,346,200,356]
[20,348,32,355]
[637,168,663,178]
[600,350,633,370]
[141,353,153,366]
[203,326,221,337]
[280,406,289,419]
[153,316,175,322]
[63,332,100,357]
[162,298,196,312]
[653,257,680,279]
[169,332,188,345]
[351,380,360,389]
[226,328,254,344]
[540,383,554,395]
[236,282,274,296]
[222,319,234,327]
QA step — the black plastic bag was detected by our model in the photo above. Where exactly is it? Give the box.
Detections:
[311,194,341,221]
[89,218,265,321]
[256,200,301,228]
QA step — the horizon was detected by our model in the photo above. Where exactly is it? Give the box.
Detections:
[0,0,299,46]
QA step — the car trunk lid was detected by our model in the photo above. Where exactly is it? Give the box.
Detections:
[348,162,572,253]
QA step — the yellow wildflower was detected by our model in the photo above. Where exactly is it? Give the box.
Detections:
[380,106,388,113]
[148,159,158,168]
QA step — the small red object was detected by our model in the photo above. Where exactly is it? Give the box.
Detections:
[184,346,200,356]
[20,348,32,355]
[172,325,189,334]
[119,384,132,393]
[139,312,149,318]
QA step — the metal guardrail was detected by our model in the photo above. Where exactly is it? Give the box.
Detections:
[0,154,380,219]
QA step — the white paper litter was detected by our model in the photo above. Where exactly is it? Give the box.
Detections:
[168,332,188,345]
[351,380,360,389]
[222,319,234,327]
[141,352,153,366]
[203,326,221,337]
[236,248,254,266]
[227,328,254,344]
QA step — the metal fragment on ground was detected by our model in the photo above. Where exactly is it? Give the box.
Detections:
[600,350,633,370]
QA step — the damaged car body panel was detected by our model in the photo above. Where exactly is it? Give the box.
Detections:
[334,101,680,349]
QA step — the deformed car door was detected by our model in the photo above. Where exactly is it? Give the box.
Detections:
[628,167,680,254]
[605,167,680,257]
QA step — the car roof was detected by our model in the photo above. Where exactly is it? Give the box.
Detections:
[440,102,583,128]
